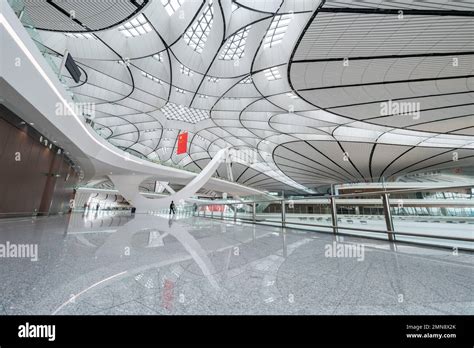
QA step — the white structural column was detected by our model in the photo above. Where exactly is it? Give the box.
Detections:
[109,148,230,212]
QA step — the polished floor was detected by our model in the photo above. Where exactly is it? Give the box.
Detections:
[0,212,472,315]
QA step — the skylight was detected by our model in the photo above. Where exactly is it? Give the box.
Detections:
[219,25,251,60]
[180,64,193,76]
[240,76,252,84]
[65,32,94,39]
[161,0,185,16]
[140,70,162,84]
[152,53,163,62]
[161,103,210,123]
[175,88,186,94]
[207,76,219,83]
[286,92,299,99]
[184,1,214,53]
[118,14,152,38]
[264,67,281,81]
[263,14,292,49]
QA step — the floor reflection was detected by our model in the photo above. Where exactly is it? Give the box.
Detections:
[0,212,472,315]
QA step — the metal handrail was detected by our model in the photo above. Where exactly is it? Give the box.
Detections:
[202,214,474,243]
[204,213,474,242]
[197,184,473,205]
[197,185,473,250]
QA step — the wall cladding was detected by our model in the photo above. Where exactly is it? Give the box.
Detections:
[0,105,79,216]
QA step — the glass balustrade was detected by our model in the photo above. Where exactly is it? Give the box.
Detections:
[197,185,474,251]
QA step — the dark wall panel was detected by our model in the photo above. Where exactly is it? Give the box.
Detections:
[0,106,79,217]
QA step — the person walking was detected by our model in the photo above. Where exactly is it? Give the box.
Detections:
[169,200,176,215]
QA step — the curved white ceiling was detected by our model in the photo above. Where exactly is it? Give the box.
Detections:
[25,0,474,193]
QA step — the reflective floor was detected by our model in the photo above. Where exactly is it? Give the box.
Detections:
[0,212,473,315]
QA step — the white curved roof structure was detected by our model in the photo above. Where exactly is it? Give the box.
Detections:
[19,0,474,193]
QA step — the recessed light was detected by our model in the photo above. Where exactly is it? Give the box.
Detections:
[30,122,34,125]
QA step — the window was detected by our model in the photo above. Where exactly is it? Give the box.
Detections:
[65,32,94,39]
[207,76,219,83]
[161,103,210,123]
[198,94,209,99]
[219,25,251,60]
[184,1,213,53]
[180,64,193,76]
[263,14,292,49]
[118,14,152,37]
[161,0,185,16]
[264,67,281,81]
[175,88,186,94]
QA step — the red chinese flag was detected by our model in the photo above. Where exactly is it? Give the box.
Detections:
[177,131,188,155]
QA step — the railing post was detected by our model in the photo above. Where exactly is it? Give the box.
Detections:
[234,206,237,222]
[382,193,395,241]
[330,197,338,234]
[211,208,214,219]
[281,200,286,228]
[221,206,224,220]
[252,202,256,223]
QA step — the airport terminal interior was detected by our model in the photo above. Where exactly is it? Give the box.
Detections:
[0,0,473,315]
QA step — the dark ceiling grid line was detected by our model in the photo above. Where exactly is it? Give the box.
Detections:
[245,0,291,117]
[276,142,356,182]
[296,74,474,92]
[401,155,474,178]
[186,0,232,167]
[284,0,364,185]
[61,90,143,143]
[208,62,287,112]
[188,6,276,108]
[63,57,165,105]
[66,76,161,111]
[387,148,474,180]
[144,13,175,102]
[232,1,312,16]
[272,155,352,183]
[318,7,474,17]
[368,142,378,180]
[187,0,228,108]
[166,0,207,48]
[32,0,149,32]
[362,103,474,122]
[22,0,474,192]
[292,51,474,64]
[324,90,474,111]
[286,1,474,139]
[302,140,361,181]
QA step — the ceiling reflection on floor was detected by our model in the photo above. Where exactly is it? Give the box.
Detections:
[0,212,472,315]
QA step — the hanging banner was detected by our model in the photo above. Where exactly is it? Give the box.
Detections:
[177,131,188,154]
